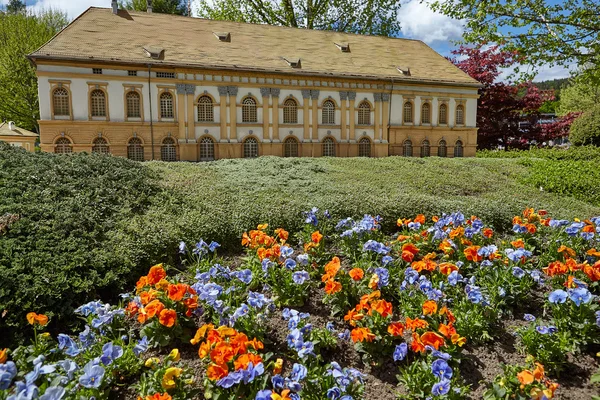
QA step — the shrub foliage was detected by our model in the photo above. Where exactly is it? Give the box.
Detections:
[569,104,600,146]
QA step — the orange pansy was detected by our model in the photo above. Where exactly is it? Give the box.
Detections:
[0,348,7,364]
[482,228,494,238]
[387,322,404,336]
[147,264,167,285]
[349,268,364,281]
[405,317,429,331]
[206,363,228,381]
[422,300,438,315]
[26,312,48,327]
[324,279,342,295]
[158,309,177,328]
[311,231,323,244]
[464,246,483,262]
[145,300,165,319]
[145,394,172,400]
[420,331,445,350]
[439,262,458,275]
[517,369,534,386]
[410,332,426,353]
[350,327,375,343]
[167,283,188,302]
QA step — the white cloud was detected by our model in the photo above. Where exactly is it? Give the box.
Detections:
[28,0,107,19]
[397,0,464,44]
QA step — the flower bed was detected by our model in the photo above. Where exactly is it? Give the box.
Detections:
[1,208,599,400]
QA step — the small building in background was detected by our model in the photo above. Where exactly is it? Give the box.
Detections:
[0,121,38,151]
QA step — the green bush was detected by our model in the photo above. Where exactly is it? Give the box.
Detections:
[0,142,163,343]
[2,143,600,345]
[477,145,600,161]
[570,105,600,146]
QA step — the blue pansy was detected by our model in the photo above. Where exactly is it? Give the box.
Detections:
[292,271,310,285]
[431,359,453,380]
[548,289,568,304]
[568,287,592,306]
[79,361,105,389]
[432,379,451,396]
[393,343,408,361]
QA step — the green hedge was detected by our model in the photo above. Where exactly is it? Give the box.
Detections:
[570,105,600,146]
[0,143,164,341]
[2,143,600,344]
[477,146,600,161]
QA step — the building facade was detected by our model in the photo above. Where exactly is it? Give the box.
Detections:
[0,121,38,151]
[30,5,480,161]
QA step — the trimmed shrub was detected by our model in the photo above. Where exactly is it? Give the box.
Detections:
[0,143,162,343]
[569,105,600,146]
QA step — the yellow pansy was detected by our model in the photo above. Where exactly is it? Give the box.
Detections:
[161,367,182,390]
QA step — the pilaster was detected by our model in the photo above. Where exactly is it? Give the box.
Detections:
[311,90,319,141]
[339,91,347,142]
[348,91,356,141]
[260,87,270,141]
[382,93,390,144]
[185,85,195,142]
[218,86,228,142]
[374,92,382,142]
[228,86,238,142]
[176,84,186,140]
[271,88,280,141]
[302,89,310,144]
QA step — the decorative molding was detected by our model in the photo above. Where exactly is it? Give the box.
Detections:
[271,88,280,97]
[176,84,186,94]
[373,93,382,102]
[339,91,348,101]
[381,93,390,102]
[176,83,194,95]
[310,90,319,100]
[228,86,238,96]
[347,91,356,101]
[260,87,270,97]
[217,86,229,96]
[301,89,311,99]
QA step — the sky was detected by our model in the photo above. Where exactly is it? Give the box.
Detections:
[2,0,573,82]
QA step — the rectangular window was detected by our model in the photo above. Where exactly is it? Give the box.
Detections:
[92,68,103,75]
[128,70,138,76]
[156,72,176,79]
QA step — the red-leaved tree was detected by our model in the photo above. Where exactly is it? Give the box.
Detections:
[450,45,554,149]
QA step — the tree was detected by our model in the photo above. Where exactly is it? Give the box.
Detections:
[450,45,553,149]
[120,0,189,15]
[430,0,600,81]
[196,0,401,36]
[556,77,600,116]
[569,105,600,146]
[0,9,68,132]
[5,0,25,14]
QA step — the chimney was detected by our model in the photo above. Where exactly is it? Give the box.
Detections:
[147,0,152,13]
[111,0,118,14]
[8,121,15,131]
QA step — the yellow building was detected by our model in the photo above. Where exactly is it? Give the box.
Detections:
[0,121,38,152]
[29,2,479,161]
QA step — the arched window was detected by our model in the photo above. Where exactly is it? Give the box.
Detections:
[421,103,431,124]
[127,137,144,161]
[421,140,430,157]
[439,104,448,125]
[90,89,106,117]
[283,99,298,124]
[322,137,335,157]
[197,96,213,122]
[160,92,174,119]
[199,136,215,161]
[454,140,464,157]
[455,105,465,125]
[284,137,299,157]
[92,137,109,154]
[358,137,371,157]
[161,137,177,161]
[242,97,258,123]
[357,101,371,125]
[403,102,413,123]
[243,137,259,158]
[126,91,141,118]
[438,139,447,157]
[403,139,413,157]
[322,100,335,125]
[54,137,72,154]
[53,88,70,117]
